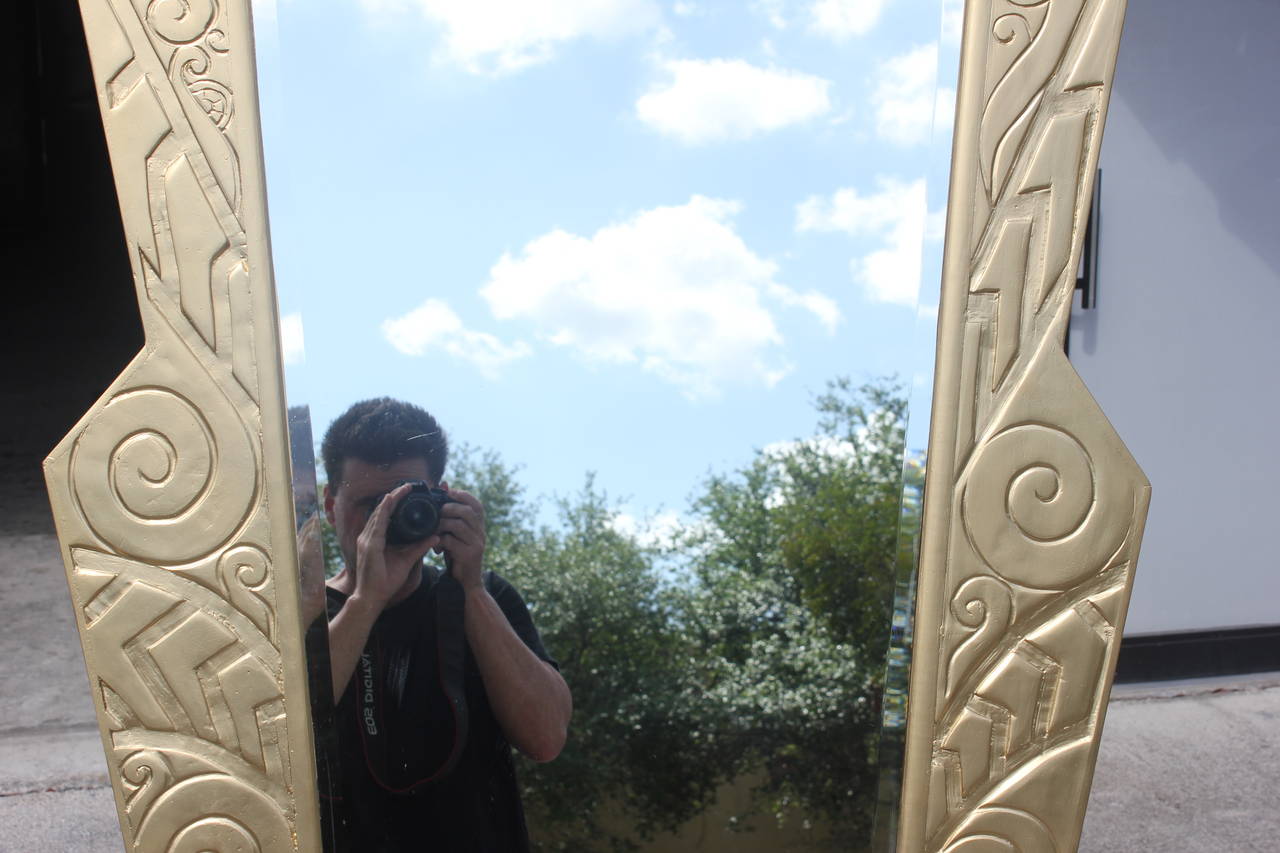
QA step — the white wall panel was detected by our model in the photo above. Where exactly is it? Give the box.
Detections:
[1068,0,1280,633]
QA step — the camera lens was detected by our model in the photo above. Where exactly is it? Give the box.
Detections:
[387,491,442,545]
[399,498,437,535]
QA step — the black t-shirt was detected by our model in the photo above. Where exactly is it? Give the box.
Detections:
[326,569,556,852]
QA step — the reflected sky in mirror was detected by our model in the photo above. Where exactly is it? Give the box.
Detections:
[261,0,952,520]
[255,0,957,848]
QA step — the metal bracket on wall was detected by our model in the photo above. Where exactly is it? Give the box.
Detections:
[1067,168,1102,358]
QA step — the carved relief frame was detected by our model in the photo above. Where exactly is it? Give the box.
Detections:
[897,0,1148,850]
[42,0,322,849]
[44,0,1146,850]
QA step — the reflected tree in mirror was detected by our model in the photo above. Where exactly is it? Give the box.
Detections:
[428,377,909,850]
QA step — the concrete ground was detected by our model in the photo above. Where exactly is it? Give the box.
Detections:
[2,532,1277,852]
[0,533,119,853]
[1078,672,1280,852]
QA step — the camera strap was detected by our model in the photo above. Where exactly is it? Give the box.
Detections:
[356,570,470,793]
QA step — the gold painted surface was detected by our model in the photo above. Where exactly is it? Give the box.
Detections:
[42,0,321,850]
[899,1,1150,851]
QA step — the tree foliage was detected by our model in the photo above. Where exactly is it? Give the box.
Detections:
[444,377,911,850]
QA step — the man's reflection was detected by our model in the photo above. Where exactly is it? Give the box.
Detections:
[320,397,571,851]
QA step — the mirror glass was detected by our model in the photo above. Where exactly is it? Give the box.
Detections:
[870,2,960,846]
[254,0,958,849]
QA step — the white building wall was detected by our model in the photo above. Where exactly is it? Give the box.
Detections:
[1067,0,1280,633]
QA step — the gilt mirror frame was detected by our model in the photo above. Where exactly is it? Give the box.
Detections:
[44,0,1148,850]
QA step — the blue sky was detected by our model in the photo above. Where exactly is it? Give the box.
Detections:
[256,0,959,532]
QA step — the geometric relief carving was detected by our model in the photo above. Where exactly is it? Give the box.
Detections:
[165,154,231,349]
[970,217,1031,389]
[44,0,319,849]
[71,547,292,847]
[900,2,1149,851]
[56,540,298,852]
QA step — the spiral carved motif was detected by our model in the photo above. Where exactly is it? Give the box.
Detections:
[951,575,1014,632]
[940,806,1057,852]
[994,0,1050,44]
[962,423,1127,590]
[121,749,174,821]
[993,13,1034,46]
[70,387,257,564]
[217,544,275,640]
[219,544,269,588]
[206,27,229,54]
[162,18,241,208]
[146,0,218,44]
[169,819,262,853]
[947,575,1014,694]
[134,774,290,853]
[172,38,234,129]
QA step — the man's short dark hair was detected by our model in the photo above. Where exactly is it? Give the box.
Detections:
[321,397,448,490]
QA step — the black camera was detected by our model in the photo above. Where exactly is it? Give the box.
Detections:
[385,480,454,546]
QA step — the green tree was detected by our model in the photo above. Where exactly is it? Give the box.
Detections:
[670,376,909,847]
[448,455,734,851]
[775,376,908,656]
[439,377,910,850]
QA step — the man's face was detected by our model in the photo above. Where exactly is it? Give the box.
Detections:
[323,456,436,571]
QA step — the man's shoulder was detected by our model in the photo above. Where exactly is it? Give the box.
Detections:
[483,570,555,667]
[482,570,537,612]
[482,569,515,594]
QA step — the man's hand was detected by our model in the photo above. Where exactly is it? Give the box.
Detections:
[435,483,486,591]
[327,483,439,703]
[352,483,439,611]
[296,513,328,627]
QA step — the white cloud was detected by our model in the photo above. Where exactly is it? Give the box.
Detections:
[752,0,789,29]
[608,509,683,548]
[809,0,888,39]
[762,416,902,505]
[382,298,530,378]
[925,204,946,243]
[359,0,661,75]
[280,312,305,365]
[764,434,861,466]
[761,435,858,508]
[636,58,832,145]
[796,177,926,307]
[933,83,957,139]
[873,42,938,146]
[766,283,841,334]
[942,0,963,45]
[480,196,835,397]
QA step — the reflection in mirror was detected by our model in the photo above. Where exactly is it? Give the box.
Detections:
[256,0,951,849]
[872,1,962,846]
[287,403,343,843]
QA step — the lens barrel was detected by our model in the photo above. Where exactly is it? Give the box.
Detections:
[386,482,451,545]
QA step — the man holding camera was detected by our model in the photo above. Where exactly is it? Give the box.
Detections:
[321,397,571,851]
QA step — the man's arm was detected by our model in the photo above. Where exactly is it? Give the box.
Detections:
[327,483,439,703]
[437,487,572,762]
[464,585,571,761]
[326,593,382,704]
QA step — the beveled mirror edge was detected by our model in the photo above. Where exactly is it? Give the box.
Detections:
[899,0,1150,850]
[42,0,322,849]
